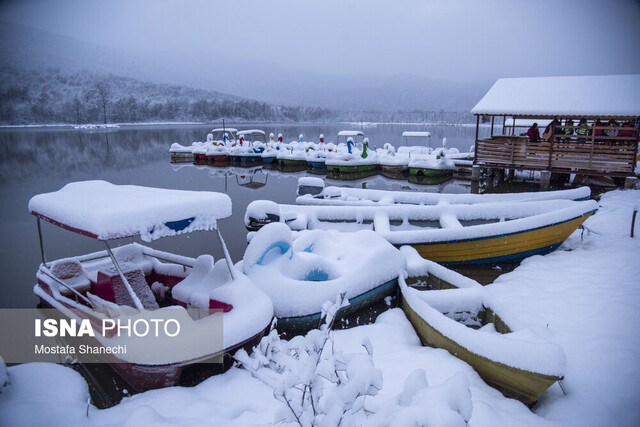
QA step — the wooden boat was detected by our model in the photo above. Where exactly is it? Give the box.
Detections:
[30,181,273,393]
[245,198,598,264]
[399,246,565,405]
[240,222,405,335]
[296,178,592,206]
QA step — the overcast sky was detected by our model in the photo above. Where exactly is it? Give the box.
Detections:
[2,0,639,84]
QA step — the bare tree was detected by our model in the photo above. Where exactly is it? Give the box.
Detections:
[95,81,110,124]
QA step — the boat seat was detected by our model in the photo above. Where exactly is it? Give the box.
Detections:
[95,267,159,310]
[49,259,92,296]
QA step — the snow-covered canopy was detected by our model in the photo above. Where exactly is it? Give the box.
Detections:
[337,130,365,137]
[29,181,232,241]
[402,131,431,137]
[237,129,266,136]
[471,75,640,118]
[211,128,238,133]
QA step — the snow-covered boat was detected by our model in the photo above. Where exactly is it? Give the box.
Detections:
[377,131,432,178]
[399,246,565,405]
[244,198,598,264]
[228,130,267,166]
[325,132,378,178]
[169,142,197,163]
[210,127,237,143]
[238,223,405,335]
[30,181,273,393]
[408,147,456,180]
[296,177,591,206]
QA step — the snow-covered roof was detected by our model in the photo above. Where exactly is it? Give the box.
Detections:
[402,131,432,137]
[29,181,232,241]
[211,128,238,133]
[471,75,640,117]
[237,129,266,136]
[338,130,365,136]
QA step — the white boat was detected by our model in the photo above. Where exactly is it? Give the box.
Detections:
[296,178,592,206]
[245,198,598,264]
[30,180,273,393]
[238,223,405,335]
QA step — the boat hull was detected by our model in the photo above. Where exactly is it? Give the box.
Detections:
[36,286,267,396]
[279,158,308,166]
[275,278,397,335]
[409,212,594,264]
[170,153,194,163]
[207,155,230,166]
[409,167,454,178]
[402,294,561,405]
[326,163,378,174]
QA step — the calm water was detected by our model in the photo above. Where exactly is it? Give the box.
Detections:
[0,123,490,308]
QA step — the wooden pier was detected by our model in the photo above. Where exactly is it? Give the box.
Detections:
[471,75,640,180]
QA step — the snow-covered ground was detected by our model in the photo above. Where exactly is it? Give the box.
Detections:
[1,189,639,426]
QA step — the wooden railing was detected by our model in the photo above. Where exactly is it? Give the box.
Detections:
[474,134,638,176]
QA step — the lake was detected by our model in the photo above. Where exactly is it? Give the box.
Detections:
[0,122,491,308]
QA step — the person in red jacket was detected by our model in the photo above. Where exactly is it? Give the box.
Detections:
[526,123,540,142]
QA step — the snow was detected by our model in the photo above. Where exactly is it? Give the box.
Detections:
[236,129,266,136]
[239,223,406,318]
[337,130,365,137]
[2,189,639,426]
[402,131,431,137]
[28,181,232,241]
[298,182,591,206]
[471,74,640,116]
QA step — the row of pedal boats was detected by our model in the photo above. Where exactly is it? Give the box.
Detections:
[170,129,474,177]
[30,180,595,405]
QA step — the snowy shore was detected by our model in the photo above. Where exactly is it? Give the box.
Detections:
[1,189,639,426]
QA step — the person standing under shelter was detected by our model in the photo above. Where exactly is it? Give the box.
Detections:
[563,118,574,141]
[576,118,590,142]
[526,123,540,142]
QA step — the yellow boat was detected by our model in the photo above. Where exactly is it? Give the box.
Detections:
[399,246,566,405]
[245,198,598,265]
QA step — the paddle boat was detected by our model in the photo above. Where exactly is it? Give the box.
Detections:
[210,127,237,143]
[169,142,197,163]
[399,246,565,405]
[228,130,267,166]
[244,198,598,264]
[30,180,274,393]
[275,134,313,171]
[325,134,379,178]
[296,178,591,206]
[238,222,405,335]
[408,147,456,180]
[377,132,432,177]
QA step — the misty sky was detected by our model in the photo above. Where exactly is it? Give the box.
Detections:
[2,0,640,84]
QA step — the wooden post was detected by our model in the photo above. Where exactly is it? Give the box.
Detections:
[508,168,515,180]
[471,165,481,194]
[540,170,551,191]
[625,176,637,190]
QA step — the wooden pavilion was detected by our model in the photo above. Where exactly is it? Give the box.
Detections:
[471,75,640,177]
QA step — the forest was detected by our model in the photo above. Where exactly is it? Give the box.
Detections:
[0,66,474,126]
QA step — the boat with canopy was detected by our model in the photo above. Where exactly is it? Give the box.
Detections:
[30,180,273,393]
